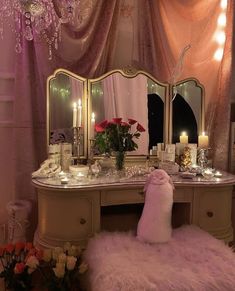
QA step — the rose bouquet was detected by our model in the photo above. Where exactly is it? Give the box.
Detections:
[94,118,145,170]
[0,242,42,291]
[40,242,88,291]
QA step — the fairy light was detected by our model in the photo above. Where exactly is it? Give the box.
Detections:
[220,0,227,9]
[217,13,226,26]
[214,48,224,61]
[215,31,226,45]
[213,0,227,61]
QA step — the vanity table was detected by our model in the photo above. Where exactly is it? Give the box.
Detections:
[32,171,235,248]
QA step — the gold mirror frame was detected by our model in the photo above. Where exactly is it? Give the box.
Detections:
[46,68,88,158]
[46,68,205,163]
[169,78,205,144]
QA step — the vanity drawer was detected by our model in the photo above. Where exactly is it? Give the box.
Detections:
[173,187,193,202]
[101,188,145,206]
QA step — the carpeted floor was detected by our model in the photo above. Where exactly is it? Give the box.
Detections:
[85,225,235,291]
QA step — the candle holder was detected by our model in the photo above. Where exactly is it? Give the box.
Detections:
[197,148,208,168]
[72,126,82,160]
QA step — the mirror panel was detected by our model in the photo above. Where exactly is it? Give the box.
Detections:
[170,79,204,144]
[88,70,169,156]
[47,69,87,157]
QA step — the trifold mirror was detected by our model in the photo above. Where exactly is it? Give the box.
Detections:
[47,68,204,160]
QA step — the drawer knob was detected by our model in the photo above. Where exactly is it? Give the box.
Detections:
[80,218,86,225]
[207,211,214,218]
[138,190,144,196]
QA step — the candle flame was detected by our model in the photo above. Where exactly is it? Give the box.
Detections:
[78,99,82,107]
[91,112,95,121]
[73,102,77,108]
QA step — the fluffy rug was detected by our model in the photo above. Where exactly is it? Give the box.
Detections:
[84,226,235,291]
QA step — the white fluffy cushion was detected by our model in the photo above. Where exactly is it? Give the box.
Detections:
[137,169,174,243]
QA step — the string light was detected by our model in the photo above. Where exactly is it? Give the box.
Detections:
[220,0,227,9]
[215,31,226,45]
[214,48,224,61]
[217,13,226,26]
[213,0,227,61]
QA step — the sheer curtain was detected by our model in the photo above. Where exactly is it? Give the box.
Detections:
[103,74,148,154]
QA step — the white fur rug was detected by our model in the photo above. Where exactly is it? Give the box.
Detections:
[84,226,235,291]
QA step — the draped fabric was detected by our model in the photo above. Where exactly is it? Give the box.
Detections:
[103,73,149,155]
[136,0,233,169]
[12,0,233,204]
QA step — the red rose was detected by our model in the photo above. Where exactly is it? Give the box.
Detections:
[128,118,137,125]
[99,120,108,128]
[14,262,25,274]
[95,124,105,133]
[6,243,14,254]
[121,122,129,127]
[15,242,25,255]
[112,118,122,124]
[25,242,33,251]
[137,123,145,132]
[0,246,5,256]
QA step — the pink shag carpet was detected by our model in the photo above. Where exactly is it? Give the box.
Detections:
[84,226,235,291]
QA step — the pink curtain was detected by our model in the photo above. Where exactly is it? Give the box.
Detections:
[13,0,122,201]
[13,0,234,204]
[136,0,233,169]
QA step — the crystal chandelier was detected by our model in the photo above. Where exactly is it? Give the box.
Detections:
[0,0,80,59]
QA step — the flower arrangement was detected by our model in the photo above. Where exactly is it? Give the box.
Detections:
[94,118,145,170]
[0,242,88,291]
[41,242,88,291]
[0,242,41,291]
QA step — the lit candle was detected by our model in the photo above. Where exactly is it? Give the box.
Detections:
[72,102,77,128]
[198,132,208,148]
[214,171,222,177]
[180,131,188,144]
[61,177,69,184]
[90,112,95,139]
[77,99,82,127]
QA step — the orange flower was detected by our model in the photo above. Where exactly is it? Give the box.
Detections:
[14,262,25,274]
[5,243,14,254]
[0,246,5,256]
[15,242,25,255]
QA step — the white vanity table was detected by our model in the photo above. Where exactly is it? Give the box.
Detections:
[32,171,235,248]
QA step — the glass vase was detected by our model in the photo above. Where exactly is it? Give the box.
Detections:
[114,151,126,171]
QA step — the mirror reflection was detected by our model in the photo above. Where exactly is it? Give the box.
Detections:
[171,79,204,144]
[48,70,86,156]
[90,71,167,155]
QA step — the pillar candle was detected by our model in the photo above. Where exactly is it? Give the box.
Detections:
[72,102,77,127]
[90,112,95,139]
[179,131,188,144]
[198,132,208,148]
[77,99,82,127]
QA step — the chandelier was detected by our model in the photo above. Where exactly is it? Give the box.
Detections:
[0,0,80,59]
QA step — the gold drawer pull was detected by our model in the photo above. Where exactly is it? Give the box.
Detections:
[138,191,144,196]
[207,211,214,218]
[80,218,86,225]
